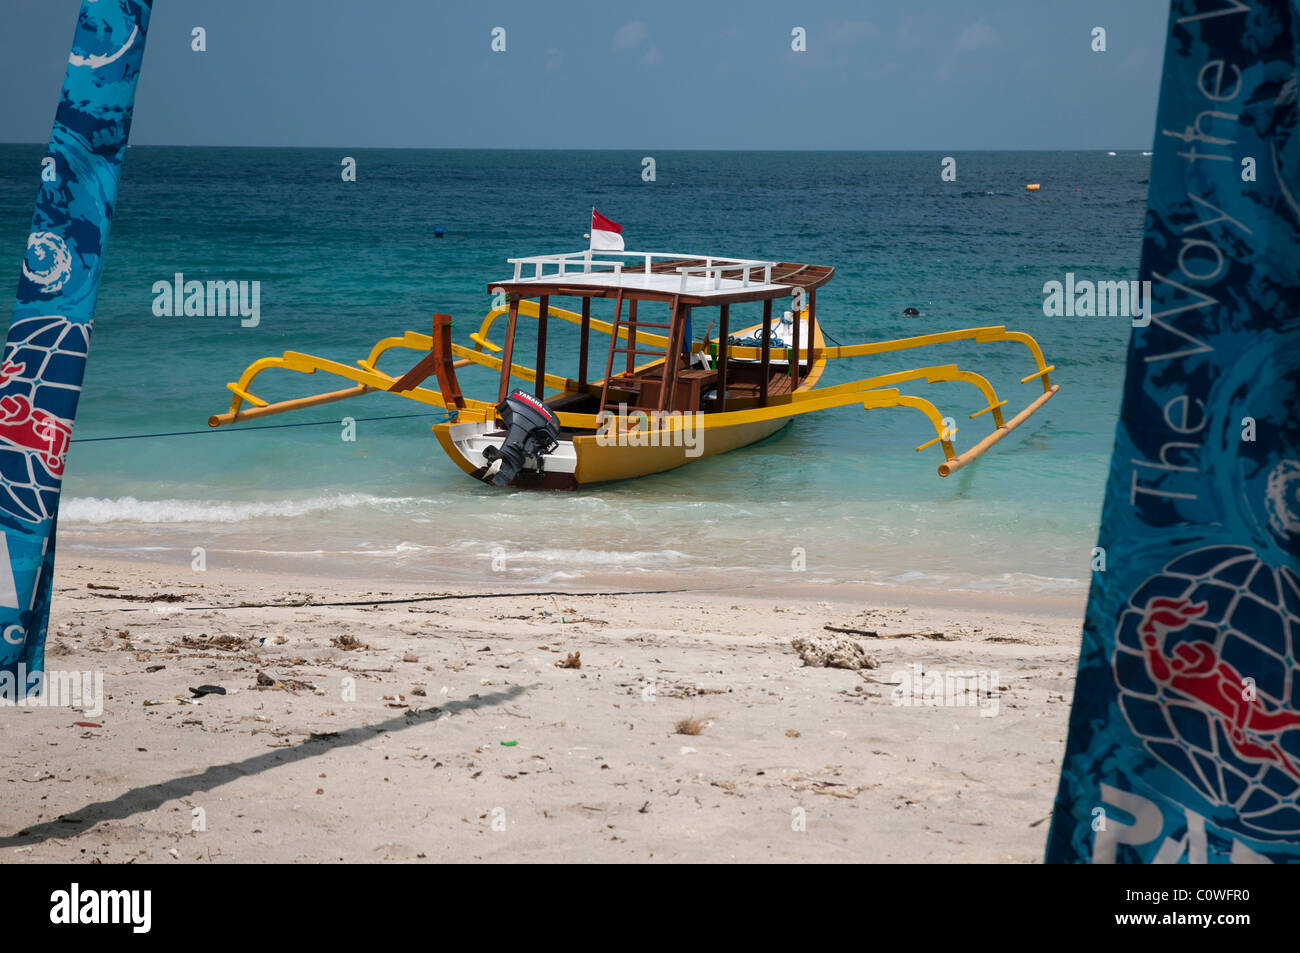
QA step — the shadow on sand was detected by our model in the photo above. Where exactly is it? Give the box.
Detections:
[0,684,529,848]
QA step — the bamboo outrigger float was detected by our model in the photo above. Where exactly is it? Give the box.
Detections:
[209,243,1059,489]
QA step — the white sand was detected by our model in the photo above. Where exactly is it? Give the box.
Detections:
[0,557,1083,863]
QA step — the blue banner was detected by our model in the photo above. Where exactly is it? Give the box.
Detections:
[0,3,152,695]
[1047,0,1300,863]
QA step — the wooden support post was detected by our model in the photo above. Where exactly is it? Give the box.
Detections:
[497,296,520,404]
[626,299,638,374]
[805,288,817,376]
[578,296,591,389]
[716,303,729,413]
[760,297,772,406]
[535,294,549,400]
[785,295,795,387]
[659,296,684,412]
[390,313,466,411]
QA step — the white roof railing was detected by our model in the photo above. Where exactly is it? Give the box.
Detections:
[505,249,779,291]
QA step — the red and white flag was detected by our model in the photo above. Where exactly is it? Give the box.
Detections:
[590,208,624,251]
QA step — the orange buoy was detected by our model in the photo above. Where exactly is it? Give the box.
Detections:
[1026,183,1041,191]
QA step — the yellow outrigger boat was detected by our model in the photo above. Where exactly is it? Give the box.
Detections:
[209,247,1059,488]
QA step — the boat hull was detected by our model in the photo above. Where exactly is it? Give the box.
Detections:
[433,413,793,489]
[573,414,790,485]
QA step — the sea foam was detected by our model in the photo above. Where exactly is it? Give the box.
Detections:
[61,493,425,525]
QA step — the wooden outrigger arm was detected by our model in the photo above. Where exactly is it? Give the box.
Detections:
[780,363,1058,475]
[209,324,576,428]
[210,303,1058,477]
[935,383,1059,477]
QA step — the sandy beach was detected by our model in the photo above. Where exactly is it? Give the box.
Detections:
[0,556,1084,863]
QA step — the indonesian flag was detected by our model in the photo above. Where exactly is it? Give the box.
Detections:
[590,208,624,251]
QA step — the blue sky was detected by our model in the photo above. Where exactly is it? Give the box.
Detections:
[2,0,1169,149]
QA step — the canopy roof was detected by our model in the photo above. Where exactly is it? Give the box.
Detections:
[488,250,834,305]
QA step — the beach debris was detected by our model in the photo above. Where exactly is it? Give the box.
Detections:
[500,740,518,747]
[786,728,801,738]
[556,651,581,669]
[331,634,369,651]
[812,782,864,799]
[254,671,316,693]
[72,721,101,728]
[144,664,166,673]
[180,633,250,652]
[402,652,419,662]
[823,624,950,641]
[95,589,185,602]
[791,634,879,670]
[675,716,709,736]
[86,583,120,590]
[189,685,226,698]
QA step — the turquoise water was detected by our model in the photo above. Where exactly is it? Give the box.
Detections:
[0,146,1143,593]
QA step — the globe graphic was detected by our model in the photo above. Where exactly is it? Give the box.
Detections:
[0,315,88,526]
[1113,544,1300,839]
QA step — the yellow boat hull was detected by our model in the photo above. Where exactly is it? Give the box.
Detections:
[573,414,790,484]
[432,412,796,488]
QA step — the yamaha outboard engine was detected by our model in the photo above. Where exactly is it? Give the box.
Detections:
[482,390,561,486]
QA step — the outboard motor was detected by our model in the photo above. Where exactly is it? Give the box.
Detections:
[482,390,561,486]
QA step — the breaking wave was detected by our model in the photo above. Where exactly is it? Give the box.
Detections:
[61,493,426,525]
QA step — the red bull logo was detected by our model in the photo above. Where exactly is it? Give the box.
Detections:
[0,315,90,525]
[0,393,71,478]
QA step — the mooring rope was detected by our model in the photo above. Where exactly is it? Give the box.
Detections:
[70,411,451,443]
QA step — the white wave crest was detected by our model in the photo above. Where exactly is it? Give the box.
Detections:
[61,493,426,525]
